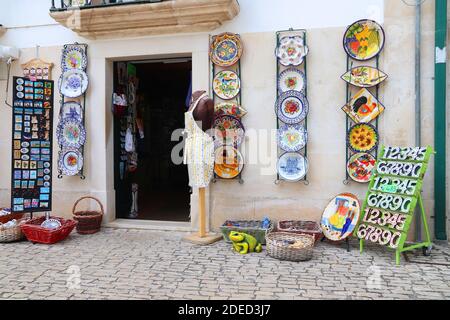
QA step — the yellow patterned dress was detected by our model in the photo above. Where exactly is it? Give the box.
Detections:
[183,93,214,188]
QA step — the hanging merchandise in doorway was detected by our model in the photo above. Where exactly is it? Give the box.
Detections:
[57,43,89,179]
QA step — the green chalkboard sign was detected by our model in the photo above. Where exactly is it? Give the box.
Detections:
[355,145,434,264]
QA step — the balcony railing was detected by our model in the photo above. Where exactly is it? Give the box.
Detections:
[50,0,164,11]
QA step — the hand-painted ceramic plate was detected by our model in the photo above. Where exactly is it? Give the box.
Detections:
[342,88,385,123]
[59,148,84,176]
[277,124,308,152]
[60,101,83,121]
[276,90,309,124]
[56,118,86,149]
[214,102,247,118]
[321,193,360,241]
[347,123,379,153]
[41,218,61,230]
[341,66,387,88]
[62,46,87,71]
[277,153,308,181]
[59,69,89,98]
[278,68,306,93]
[213,70,240,100]
[347,152,376,183]
[213,115,245,147]
[276,35,309,66]
[209,32,243,67]
[343,19,385,61]
[214,145,244,179]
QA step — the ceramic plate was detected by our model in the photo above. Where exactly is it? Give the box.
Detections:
[41,218,61,230]
[60,101,83,121]
[277,124,308,152]
[214,145,244,179]
[347,123,379,153]
[59,69,89,98]
[341,66,388,88]
[320,193,360,241]
[347,152,376,183]
[276,90,309,124]
[209,32,243,67]
[214,102,247,118]
[213,70,240,100]
[276,35,309,66]
[343,19,385,61]
[278,68,306,93]
[62,46,87,71]
[277,153,308,181]
[56,118,86,149]
[342,88,385,123]
[213,115,245,147]
[59,148,83,176]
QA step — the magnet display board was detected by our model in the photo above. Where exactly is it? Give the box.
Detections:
[11,76,54,213]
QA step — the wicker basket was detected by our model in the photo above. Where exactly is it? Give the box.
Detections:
[266,232,315,262]
[0,211,24,224]
[0,218,28,243]
[277,220,323,242]
[220,220,273,245]
[21,216,77,244]
[72,196,104,235]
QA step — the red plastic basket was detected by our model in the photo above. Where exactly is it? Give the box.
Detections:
[20,216,77,244]
[277,220,323,242]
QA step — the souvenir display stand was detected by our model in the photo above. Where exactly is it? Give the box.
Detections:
[57,43,88,180]
[356,146,434,265]
[342,20,387,185]
[274,29,309,184]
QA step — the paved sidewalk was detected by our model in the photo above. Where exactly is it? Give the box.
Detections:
[0,228,449,300]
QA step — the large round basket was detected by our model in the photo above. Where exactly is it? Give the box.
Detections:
[72,196,104,235]
[266,232,314,262]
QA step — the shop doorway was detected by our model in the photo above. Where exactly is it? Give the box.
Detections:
[113,58,192,222]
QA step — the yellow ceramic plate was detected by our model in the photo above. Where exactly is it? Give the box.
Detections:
[214,145,243,179]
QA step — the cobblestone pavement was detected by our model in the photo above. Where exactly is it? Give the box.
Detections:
[0,228,449,300]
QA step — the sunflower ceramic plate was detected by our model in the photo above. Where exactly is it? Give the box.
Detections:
[276,35,309,66]
[209,32,243,67]
[277,152,308,182]
[58,148,84,176]
[341,66,387,88]
[62,46,87,71]
[56,118,86,149]
[341,88,385,123]
[214,102,247,118]
[213,115,245,147]
[59,69,89,98]
[214,145,244,179]
[276,90,309,124]
[277,124,308,152]
[347,152,376,183]
[60,101,83,121]
[278,68,306,93]
[343,19,385,61]
[213,70,241,100]
[347,123,379,153]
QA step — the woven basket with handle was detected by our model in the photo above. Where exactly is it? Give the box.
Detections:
[266,232,315,262]
[72,196,104,235]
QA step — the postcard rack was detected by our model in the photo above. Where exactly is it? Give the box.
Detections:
[275,28,309,185]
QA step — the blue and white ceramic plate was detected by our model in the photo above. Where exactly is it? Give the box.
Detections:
[58,148,84,176]
[56,118,86,149]
[277,124,308,152]
[277,152,308,181]
[59,69,88,98]
[60,101,83,121]
[275,90,309,124]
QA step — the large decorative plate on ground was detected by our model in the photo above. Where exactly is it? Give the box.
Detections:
[62,46,87,71]
[57,118,86,149]
[277,124,307,152]
[341,88,385,123]
[213,70,241,100]
[209,32,243,67]
[346,152,376,183]
[60,101,83,121]
[277,153,308,181]
[59,69,89,98]
[278,68,306,93]
[276,90,309,124]
[213,115,245,147]
[343,19,385,61]
[59,148,84,176]
[321,193,360,241]
[341,66,387,88]
[347,123,379,153]
[214,145,244,179]
[276,35,309,66]
[214,102,247,118]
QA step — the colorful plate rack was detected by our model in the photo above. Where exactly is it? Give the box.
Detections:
[275,29,309,185]
[209,32,245,184]
[57,43,88,180]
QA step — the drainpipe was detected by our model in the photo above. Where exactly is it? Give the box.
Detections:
[434,0,447,241]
